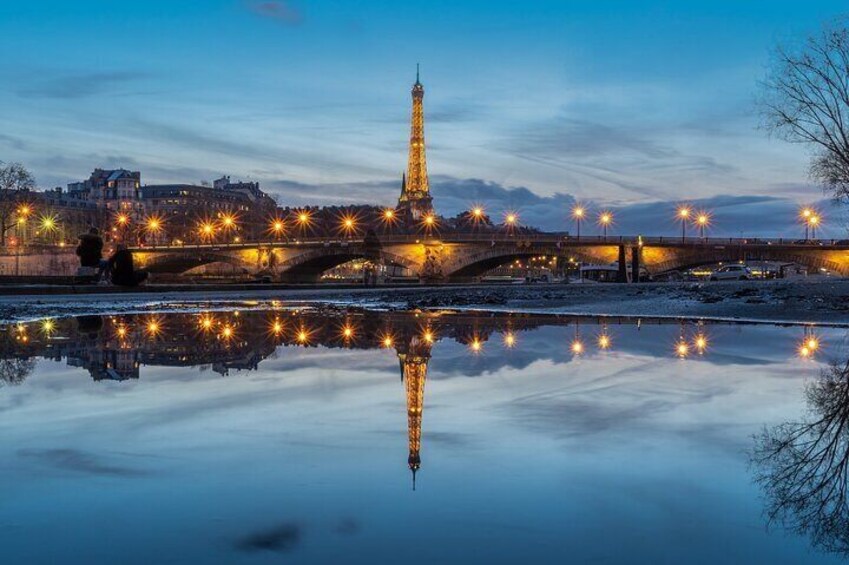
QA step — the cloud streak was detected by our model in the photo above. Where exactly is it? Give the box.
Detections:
[245,1,303,25]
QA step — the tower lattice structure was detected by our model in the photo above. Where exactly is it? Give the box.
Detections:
[399,332,432,490]
[398,65,434,221]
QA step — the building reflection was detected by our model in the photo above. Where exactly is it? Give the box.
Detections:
[0,309,833,489]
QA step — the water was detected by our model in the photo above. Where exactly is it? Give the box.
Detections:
[0,307,847,564]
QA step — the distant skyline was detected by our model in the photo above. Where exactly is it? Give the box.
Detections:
[1,0,847,236]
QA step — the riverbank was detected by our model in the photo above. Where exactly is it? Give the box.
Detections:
[1,278,847,325]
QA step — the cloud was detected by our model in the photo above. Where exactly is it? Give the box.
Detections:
[0,134,28,151]
[262,175,844,237]
[245,1,303,25]
[234,523,301,553]
[15,71,151,100]
[17,448,150,477]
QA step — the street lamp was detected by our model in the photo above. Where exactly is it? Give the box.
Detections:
[422,213,437,235]
[598,211,613,240]
[503,212,518,233]
[809,214,821,239]
[144,215,164,245]
[470,206,485,226]
[677,206,691,242]
[800,206,814,240]
[695,212,711,239]
[571,205,585,239]
[296,210,312,235]
[269,218,286,240]
[199,220,217,242]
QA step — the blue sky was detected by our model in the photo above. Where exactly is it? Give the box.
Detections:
[0,0,847,236]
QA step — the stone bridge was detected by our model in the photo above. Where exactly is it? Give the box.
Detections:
[129,234,849,282]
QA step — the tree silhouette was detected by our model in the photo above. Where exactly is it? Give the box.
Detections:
[753,358,849,556]
[760,18,849,203]
[0,357,36,386]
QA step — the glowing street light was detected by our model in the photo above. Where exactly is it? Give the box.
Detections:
[295,210,312,234]
[503,212,518,233]
[339,213,359,238]
[421,213,437,235]
[598,211,613,240]
[799,206,817,240]
[268,218,286,240]
[677,206,691,242]
[469,206,485,226]
[219,213,238,233]
[571,339,584,355]
[597,333,611,350]
[572,205,586,239]
[198,220,217,242]
[675,339,689,358]
[695,212,711,239]
[809,214,821,239]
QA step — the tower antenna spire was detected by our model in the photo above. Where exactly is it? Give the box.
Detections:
[416,63,420,84]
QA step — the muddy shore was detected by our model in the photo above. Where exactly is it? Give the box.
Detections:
[0,278,847,325]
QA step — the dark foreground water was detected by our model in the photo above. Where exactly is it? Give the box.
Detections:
[1,307,848,564]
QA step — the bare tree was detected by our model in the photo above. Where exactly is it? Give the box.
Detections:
[752,359,849,556]
[0,162,36,245]
[761,18,849,202]
[0,357,36,386]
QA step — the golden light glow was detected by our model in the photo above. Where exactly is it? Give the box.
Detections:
[504,212,518,226]
[469,338,483,353]
[146,320,161,336]
[806,337,820,351]
[799,345,812,358]
[503,332,516,348]
[676,340,689,358]
[598,211,613,226]
[268,218,286,237]
[571,339,584,355]
[220,325,234,339]
[199,315,215,331]
[41,319,56,335]
[342,325,354,340]
[383,208,395,220]
[17,204,32,218]
[572,206,585,220]
[39,214,58,232]
[421,214,437,229]
[381,333,395,348]
[597,334,611,350]
[422,329,435,343]
[678,206,691,219]
[270,319,284,335]
[809,215,821,227]
[199,220,217,240]
[116,326,128,339]
[144,215,164,234]
[694,333,708,353]
[296,326,312,344]
[472,206,484,218]
[116,213,130,226]
[220,213,237,230]
[800,206,814,219]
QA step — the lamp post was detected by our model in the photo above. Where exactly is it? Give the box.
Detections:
[504,212,518,235]
[800,207,814,240]
[696,212,710,239]
[809,214,821,239]
[598,211,613,241]
[572,206,585,239]
[678,206,691,242]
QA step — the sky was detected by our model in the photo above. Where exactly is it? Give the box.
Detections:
[0,0,847,236]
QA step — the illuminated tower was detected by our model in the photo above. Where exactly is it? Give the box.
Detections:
[398,331,432,490]
[398,65,434,221]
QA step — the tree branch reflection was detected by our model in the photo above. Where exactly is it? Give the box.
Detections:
[753,359,849,556]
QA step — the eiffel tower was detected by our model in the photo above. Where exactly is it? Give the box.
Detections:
[398,65,434,222]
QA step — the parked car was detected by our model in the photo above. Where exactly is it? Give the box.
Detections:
[709,265,753,281]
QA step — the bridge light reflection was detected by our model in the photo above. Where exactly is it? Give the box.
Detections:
[675,338,689,358]
[694,333,708,354]
[597,333,611,350]
[571,339,584,355]
[503,331,516,348]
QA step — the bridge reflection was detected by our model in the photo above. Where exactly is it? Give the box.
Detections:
[0,309,833,488]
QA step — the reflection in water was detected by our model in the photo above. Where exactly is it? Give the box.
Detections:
[753,359,849,557]
[0,309,837,495]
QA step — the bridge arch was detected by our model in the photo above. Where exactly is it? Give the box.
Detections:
[137,251,253,274]
[443,245,619,280]
[277,247,420,282]
[644,246,849,277]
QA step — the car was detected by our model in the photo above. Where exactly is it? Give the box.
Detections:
[709,265,753,281]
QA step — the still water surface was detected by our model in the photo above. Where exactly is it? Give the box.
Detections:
[1,308,848,564]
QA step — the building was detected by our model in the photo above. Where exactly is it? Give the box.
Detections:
[140,177,276,242]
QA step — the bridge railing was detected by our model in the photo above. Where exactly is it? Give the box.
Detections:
[123,234,849,251]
